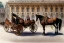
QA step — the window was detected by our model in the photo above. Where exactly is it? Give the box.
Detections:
[26,14,30,19]
[61,13,64,18]
[37,7,40,12]
[56,13,58,18]
[45,7,47,12]
[22,8,24,12]
[50,13,53,18]
[32,8,34,12]
[27,13,29,15]
[11,6,14,12]
[50,7,53,12]
[42,8,43,12]
[27,8,29,12]
[21,13,24,19]
[16,6,19,12]
[1,14,4,17]
[32,14,34,19]
[55,7,58,12]
[60,7,63,12]
[32,14,34,18]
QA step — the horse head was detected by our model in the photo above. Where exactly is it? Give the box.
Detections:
[36,15,39,21]
[36,14,44,22]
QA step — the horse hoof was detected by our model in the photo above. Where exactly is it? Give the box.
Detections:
[55,32,58,35]
[42,33,45,35]
[32,32,35,34]
[16,34,21,36]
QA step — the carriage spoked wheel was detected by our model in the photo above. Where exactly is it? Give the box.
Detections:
[14,25,23,36]
[29,24,38,33]
[4,24,9,32]
[19,26,23,34]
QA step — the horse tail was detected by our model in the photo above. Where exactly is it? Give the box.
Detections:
[58,19,62,31]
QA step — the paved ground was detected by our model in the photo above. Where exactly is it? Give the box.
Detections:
[0,25,64,43]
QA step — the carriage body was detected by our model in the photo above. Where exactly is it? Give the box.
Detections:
[4,13,38,35]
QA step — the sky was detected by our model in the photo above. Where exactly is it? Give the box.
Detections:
[0,0,9,7]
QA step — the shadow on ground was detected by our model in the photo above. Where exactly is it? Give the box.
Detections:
[10,31,63,36]
[20,32,63,36]
[21,32,42,36]
[44,32,63,36]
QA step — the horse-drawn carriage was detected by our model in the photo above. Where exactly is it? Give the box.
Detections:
[4,13,38,35]
[4,13,62,35]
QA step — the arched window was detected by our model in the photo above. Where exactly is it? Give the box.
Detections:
[61,13,64,18]
[27,7,29,12]
[50,7,53,12]
[32,7,34,12]
[21,13,24,19]
[11,5,14,12]
[60,7,63,12]
[55,7,58,12]
[16,6,19,13]
[50,13,53,18]
[45,7,47,12]
[26,14,30,20]
[56,13,58,18]
[32,13,35,20]
[37,7,40,12]
[22,7,24,12]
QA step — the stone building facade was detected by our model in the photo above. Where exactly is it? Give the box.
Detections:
[0,2,5,22]
[5,0,64,22]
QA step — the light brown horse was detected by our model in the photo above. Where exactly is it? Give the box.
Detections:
[41,18,57,24]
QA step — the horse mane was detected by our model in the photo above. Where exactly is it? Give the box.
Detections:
[36,14,45,18]
[36,14,44,17]
[36,14,50,19]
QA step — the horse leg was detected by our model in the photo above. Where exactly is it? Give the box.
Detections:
[58,19,62,31]
[42,25,45,35]
[55,26,58,34]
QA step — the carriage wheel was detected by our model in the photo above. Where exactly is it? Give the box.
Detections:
[29,24,38,33]
[4,24,9,32]
[20,26,23,34]
[14,25,23,36]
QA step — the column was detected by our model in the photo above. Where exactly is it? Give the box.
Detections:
[5,5,10,21]
[19,6,21,17]
[58,6,60,18]
[58,6,60,13]
[53,6,55,17]
[29,6,31,14]
[35,6,37,14]
[14,5,16,14]
[48,6,50,16]
[63,5,64,19]
[9,6,12,22]
[42,6,45,15]
[29,6,32,20]
[34,6,37,21]
[63,6,64,13]
[24,6,26,20]
[40,6,42,15]
[53,6,55,13]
